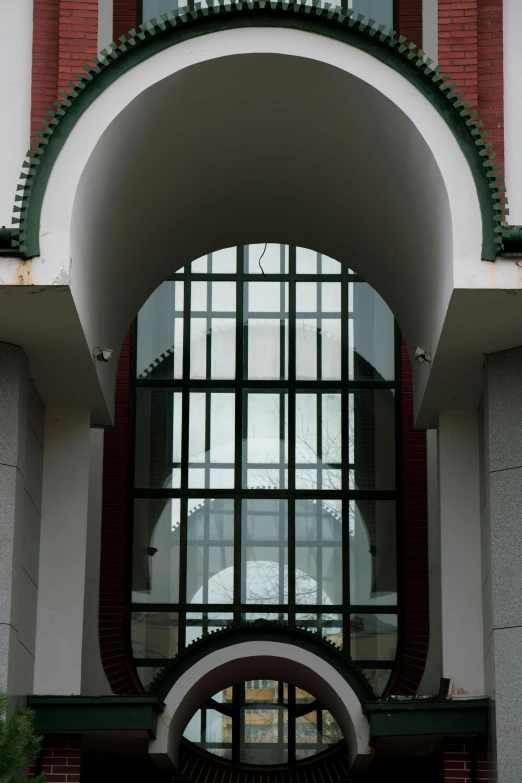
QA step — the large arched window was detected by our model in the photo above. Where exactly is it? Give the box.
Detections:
[131,245,399,758]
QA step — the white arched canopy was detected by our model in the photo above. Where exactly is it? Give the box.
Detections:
[4,22,504,426]
[148,640,371,770]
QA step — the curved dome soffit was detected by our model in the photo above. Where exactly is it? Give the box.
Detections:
[11,1,506,261]
[147,622,375,770]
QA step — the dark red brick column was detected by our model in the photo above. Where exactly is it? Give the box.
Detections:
[397,0,423,45]
[99,330,142,694]
[438,1,504,181]
[31,734,82,782]
[31,1,59,143]
[113,0,139,40]
[443,741,495,782]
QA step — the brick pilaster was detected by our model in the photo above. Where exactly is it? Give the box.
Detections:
[113,0,139,40]
[58,1,98,94]
[35,734,82,783]
[397,0,423,46]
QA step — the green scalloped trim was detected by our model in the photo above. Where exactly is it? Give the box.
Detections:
[145,620,378,704]
[13,0,505,259]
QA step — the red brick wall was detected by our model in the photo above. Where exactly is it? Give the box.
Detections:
[438,1,504,180]
[58,1,98,94]
[99,329,143,694]
[397,0,423,45]
[31,1,60,144]
[31,734,82,783]
[443,742,495,782]
[113,0,139,41]
[31,0,98,146]
[386,340,429,696]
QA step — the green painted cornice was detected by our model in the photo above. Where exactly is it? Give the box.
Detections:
[26,695,164,737]
[146,620,378,703]
[12,1,506,260]
[0,227,21,255]
[365,698,489,738]
[501,226,522,256]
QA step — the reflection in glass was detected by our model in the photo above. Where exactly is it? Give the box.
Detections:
[189,393,235,488]
[295,394,342,490]
[131,612,179,660]
[185,612,234,646]
[136,281,183,380]
[133,243,399,731]
[295,500,342,605]
[135,389,182,489]
[244,393,287,488]
[187,499,235,604]
[350,614,398,661]
[242,499,288,604]
[245,243,288,275]
[349,500,397,605]
[132,499,181,604]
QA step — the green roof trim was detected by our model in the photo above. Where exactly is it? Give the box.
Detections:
[12,1,506,260]
[26,695,164,737]
[365,698,489,738]
[146,621,378,704]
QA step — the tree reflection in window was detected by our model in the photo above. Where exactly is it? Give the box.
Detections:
[131,245,399,750]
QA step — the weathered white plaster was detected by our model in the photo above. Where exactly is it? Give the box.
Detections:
[422,0,438,65]
[81,428,112,695]
[149,641,370,768]
[438,410,485,697]
[504,0,522,224]
[34,408,91,695]
[0,1,32,227]
[98,0,114,55]
[417,428,442,695]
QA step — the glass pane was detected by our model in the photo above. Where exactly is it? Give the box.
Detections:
[362,668,392,697]
[349,614,398,661]
[246,243,288,274]
[187,499,235,604]
[296,319,317,380]
[320,254,342,274]
[189,392,235,489]
[132,499,181,604]
[210,317,235,379]
[185,612,234,646]
[349,500,397,605]
[352,0,394,28]
[135,389,182,489]
[351,282,395,381]
[241,705,286,765]
[295,393,341,490]
[296,247,317,274]
[244,392,287,488]
[321,710,343,745]
[349,390,395,490]
[242,611,288,622]
[211,247,236,273]
[204,708,233,759]
[136,665,167,690]
[242,499,288,604]
[131,612,179,660]
[136,281,183,380]
[189,317,207,379]
[244,281,288,380]
[296,613,343,647]
[295,500,342,605]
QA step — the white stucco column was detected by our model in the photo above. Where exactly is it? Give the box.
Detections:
[504,0,522,224]
[438,410,485,697]
[0,1,32,227]
[34,409,91,695]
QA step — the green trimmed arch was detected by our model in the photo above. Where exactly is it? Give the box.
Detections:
[146,621,378,704]
[10,1,506,259]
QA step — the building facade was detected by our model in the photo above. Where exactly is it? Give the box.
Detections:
[0,0,521,780]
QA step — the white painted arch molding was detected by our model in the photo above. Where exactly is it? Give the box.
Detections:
[148,640,371,771]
